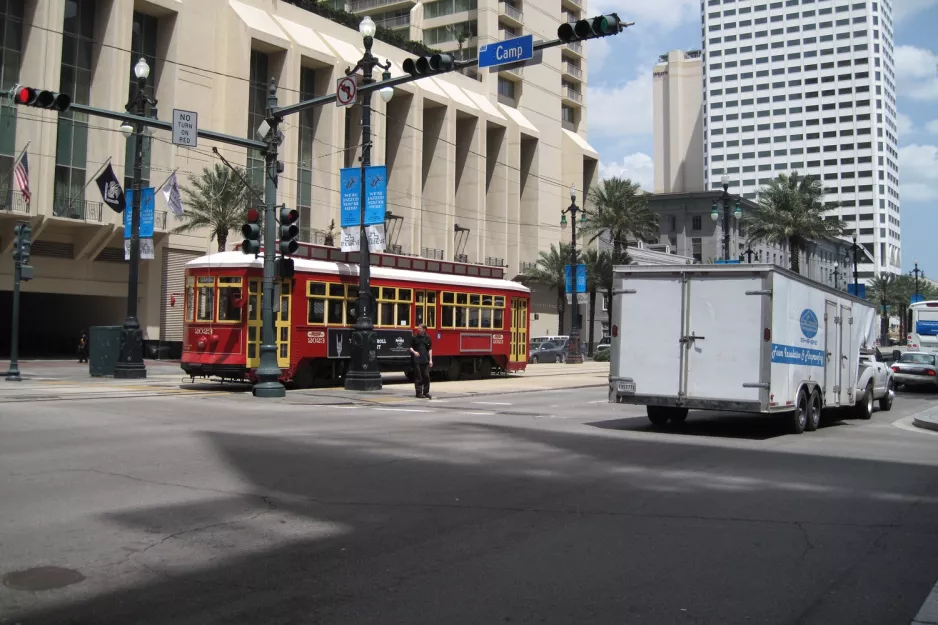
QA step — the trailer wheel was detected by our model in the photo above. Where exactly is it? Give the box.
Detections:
[878,379,894,411]
[666,407,688,424]
[856,382,874,420]
[789,389,808,434]
[805,389,822,432]
[646,406,670,427]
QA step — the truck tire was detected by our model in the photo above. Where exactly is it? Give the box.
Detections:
[856,382,874,420]
[805,389,822,432]
[878,379,894,411]
[666,407,689,424]
[789,389,808,434]
[646,406,670,427]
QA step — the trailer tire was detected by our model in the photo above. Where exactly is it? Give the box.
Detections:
[878,379,894,411]
[856,382,874,420]
[789,389,808,434]
[667,408,689,424]
[646,406,670,427]
[805,389,822,432]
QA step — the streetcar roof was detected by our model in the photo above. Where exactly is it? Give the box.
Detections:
[186,252,531,293]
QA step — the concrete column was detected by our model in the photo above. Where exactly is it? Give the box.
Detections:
[420,104,454,257]
[483,122,507,266]
[385,91,419,255]
[454,115,482,263]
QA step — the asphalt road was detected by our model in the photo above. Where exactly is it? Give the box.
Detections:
[1,385,937,625]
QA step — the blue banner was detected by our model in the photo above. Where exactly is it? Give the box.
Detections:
[911,294,926,304]
[771,343,825,367]
[340,166,387,228]
[916,321,938,336]
[575,264,586,293]
[565,265,573,294]
[124,188,155,239]
[848,283,867,299]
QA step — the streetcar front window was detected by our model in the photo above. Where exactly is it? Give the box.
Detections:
[216,277,243,323]
[196,277,215,322]
[441,291,506,330]
[185,277,195,323]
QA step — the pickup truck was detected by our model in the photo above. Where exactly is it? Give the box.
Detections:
[855,351,894,418]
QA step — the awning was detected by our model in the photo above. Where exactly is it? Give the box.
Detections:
[563,129,599,159]
[229,0,290,49]
[319,33,365,67]
[273,16,336,62]
[465,91,505,120]
[498,104,538,136]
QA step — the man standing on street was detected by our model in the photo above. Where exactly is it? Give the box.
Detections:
[409,324,433,399]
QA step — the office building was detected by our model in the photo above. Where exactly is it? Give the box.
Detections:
[0,0,598,357]
[702,0,900,279]
[652,49,705,193]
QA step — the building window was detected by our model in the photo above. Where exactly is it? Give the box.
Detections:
[498,77,515,99]
[692,215,702,231]
[247,51,268,193]
[0,0,23,193]
[123,11,158,193]
[562,105,575,124]
[424,20,477,46]
[54,0,95,214]
[297,67,317,234]
[692,238,702,262]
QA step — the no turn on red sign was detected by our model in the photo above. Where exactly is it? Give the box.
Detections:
[336,77,357,107]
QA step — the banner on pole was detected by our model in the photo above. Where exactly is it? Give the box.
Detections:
[340,224,387,253]
[565,264,587,294]
[125,238,155,260]
[340,166,387,228]
[124,188,155,239]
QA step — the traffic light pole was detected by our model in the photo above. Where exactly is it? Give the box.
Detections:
[5,261,22,382]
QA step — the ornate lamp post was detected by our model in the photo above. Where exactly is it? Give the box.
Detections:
[114,58,155,379]
[710,174,741,261]
[561,184,586,364]
[345,16,394,391]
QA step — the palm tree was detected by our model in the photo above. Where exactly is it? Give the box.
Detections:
[597,248,631,331]
[867,273,897,345]
[582,177,659,253]
[582,248,601,356]
[171,163,260,252]
[520,243,577,335]
[744,172,845,274]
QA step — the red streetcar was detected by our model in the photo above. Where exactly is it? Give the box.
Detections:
[180,244,530,387]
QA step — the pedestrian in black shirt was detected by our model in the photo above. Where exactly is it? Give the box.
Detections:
[409,324,433,399]
[77,330,89,364]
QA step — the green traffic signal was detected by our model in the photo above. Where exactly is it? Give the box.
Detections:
[558,13,625,42]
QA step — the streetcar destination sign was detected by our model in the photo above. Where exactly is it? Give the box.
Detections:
[478,34,533,69]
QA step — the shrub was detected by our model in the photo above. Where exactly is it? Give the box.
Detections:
[592,349,610,362]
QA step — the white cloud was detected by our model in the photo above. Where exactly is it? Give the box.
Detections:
[587,70,654,140]
[599,153,655,190]
[589,38,611,74]
[895,46,938,101]
[926,119,938,134]
[592,0,699,31]
[899,144,938,202]
[897,112,915,137]
[894,0,938,21]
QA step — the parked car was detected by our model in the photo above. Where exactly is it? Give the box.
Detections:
[890,351,938,391]
[595,337,611,353]
[856,350,894,417]
[530,335,568,350]
[529,340,569,363]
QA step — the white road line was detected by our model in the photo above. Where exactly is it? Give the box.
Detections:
[460,411,495,416]
[589,400,608,404]
[471,401,512,406]
[912,578,938,625]
[373,408,430,413]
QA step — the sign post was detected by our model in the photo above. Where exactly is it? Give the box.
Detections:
[171,109,198,147]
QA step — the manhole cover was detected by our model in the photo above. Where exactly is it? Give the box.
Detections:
[2,566,85,591]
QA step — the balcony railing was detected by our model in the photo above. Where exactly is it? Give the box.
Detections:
[300,228,327,245]
[348,0,414,11]
[499,2,523,22]
[375,14,410,29]
[0,188,29,214]
[52,197,104,222]
[520,261,537,273]
[485,256,505,266]
[389,244,403,255]
[455,253,469,263]
[502,65,523,77]
[565,41,583,55]
[564,0,581,7]
[563,62,583,79]
[421,247,444,260]
[564,87,583,102]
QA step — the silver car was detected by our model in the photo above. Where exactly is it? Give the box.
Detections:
[891,351,938,391]
[529,340,569,364]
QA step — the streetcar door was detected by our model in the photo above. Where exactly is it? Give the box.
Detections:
[245,278,292,369]
[510,298,528,362]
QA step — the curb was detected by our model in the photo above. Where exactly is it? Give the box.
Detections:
[911,405,938,434]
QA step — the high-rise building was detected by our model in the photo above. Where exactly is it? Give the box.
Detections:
[0,0,598,357]
[653,50,705,193]
[702,0,900,279]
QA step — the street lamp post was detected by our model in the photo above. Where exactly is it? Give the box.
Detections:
[850,233,859,294]
[711,174,741,262]
[114,58,155,379]
[833,262,840,290]
[561,184,585,364]
[911,259,923,300]
[345,16,393,391]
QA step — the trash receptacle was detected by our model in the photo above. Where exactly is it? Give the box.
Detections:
[89,326,122,377]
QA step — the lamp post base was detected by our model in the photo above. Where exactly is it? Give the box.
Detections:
[344,325,382,391]
[344,369,383,391]
[114,326,147,379]
[566,332,584,364]
[5,370,22,382]
[253,381,287,398]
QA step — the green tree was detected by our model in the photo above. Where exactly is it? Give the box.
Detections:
[744,172,845,274]
[582,248,602,356]
[867,273,897,344]
[521,243,577,335]
[171,163,260,252]
[582,177,659,253]
[597,248,631,333]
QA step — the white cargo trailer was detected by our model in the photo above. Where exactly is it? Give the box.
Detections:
[608,264,878,433]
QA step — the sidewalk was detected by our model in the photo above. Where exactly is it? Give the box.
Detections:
[0,360,609,403]
[913,405,938,434]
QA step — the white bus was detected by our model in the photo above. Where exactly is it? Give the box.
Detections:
[907,300,938,353]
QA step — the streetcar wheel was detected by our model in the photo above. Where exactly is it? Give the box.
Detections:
[292,362,314,390]
[480,359,493,379]
[446,359,461,381]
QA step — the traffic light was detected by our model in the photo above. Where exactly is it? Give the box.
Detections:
[278,205,299,255]
[557,14,624,43]
[12,223,31,264]
[241,207,261,255]
[12,85,71,112]
[277,257,295,280]
[403,53,455,77]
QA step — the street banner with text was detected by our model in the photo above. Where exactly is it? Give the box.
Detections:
[340,166,387,227]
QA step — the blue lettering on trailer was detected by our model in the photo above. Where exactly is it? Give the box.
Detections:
[771,343,825,367]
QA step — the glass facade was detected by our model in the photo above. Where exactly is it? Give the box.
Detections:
[247,51,268,194]
[53,0,95,214]
[0,0,23,194]
[123,11,158,193]
[424,0,477,19]
[423,21,477,46]
[296,66,316,236]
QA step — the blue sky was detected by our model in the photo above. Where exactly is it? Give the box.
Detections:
[585,0,938,275]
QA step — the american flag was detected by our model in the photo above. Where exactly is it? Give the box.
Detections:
[13,151,30,205]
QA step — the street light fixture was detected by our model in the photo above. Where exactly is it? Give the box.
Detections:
[911,258,923,300]
[561,184,584,364]
[711,175,740,261]
[345,18,393,391]
[114,57,155,380]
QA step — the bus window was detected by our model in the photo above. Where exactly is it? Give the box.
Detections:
[216,277,243,322]
[196,276,215,322]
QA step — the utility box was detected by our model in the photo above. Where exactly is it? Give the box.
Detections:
[89,326,122,377]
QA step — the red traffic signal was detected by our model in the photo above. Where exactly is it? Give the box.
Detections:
[13,85,71,111]
[241,207,262,255]
[279,205,300,256]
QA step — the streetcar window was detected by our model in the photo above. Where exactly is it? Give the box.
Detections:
[309,283,326,296]
[456,293,468,305]
[414,291,437,329]
[398,289,412,302]
[443,292,455,304]
[494,308,504,329]
[469,294,481,306]
[217,277,243,323]
[440,290,505,330]
[442,305,454,327]
[308,300,326,324]
[197,276,215,322]
[481,308,492,328]
[494,296,505,307]
[468,307,480,328]
[307,281,349,325]
[396,304,409,327]
[185,277,195,323]
[329,283,345,297]
[328,300,343,325]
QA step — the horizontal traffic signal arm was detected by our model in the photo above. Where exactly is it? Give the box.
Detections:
[271,14,632,119]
